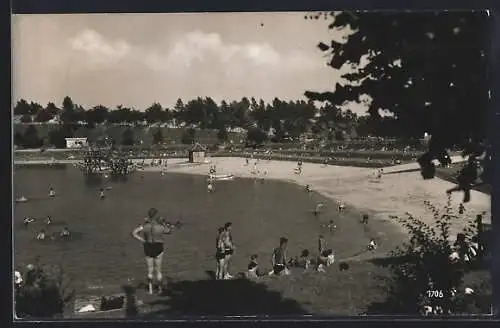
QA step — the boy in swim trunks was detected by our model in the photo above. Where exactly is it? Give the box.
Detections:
[132,208,173,294]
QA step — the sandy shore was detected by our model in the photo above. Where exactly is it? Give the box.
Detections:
[156,156,491,239]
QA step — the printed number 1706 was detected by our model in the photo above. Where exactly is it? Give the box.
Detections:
[426,290,444,298]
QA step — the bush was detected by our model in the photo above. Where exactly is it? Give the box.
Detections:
[152,128,163,145]
[246,128,268,146]
[15,258,75,319]
[369,195,490,315]
[48,125,74,148]
[22,125,42,148]
[181,128,196,145]
[122,129,135,146]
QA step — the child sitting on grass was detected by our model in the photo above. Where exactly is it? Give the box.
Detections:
[246,254,260,279]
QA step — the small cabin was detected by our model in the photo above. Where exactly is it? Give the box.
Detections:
[65,137,88,149]
[189,143,206,163]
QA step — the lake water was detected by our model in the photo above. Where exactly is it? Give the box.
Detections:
[13,166,383,290]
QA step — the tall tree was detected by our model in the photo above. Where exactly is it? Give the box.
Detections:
[152,128,163,145]
[45,102,60,118]
[60,96,76,124]
[28,102,43,116]
[22,125,41,148]
[122,128,135,146]
[20,114,32,123]
[306,11,491,175]
[48,125,74,148]
[34,107,53,123]
[145,103,164,124]
[202,97,220,129]
[13,99,31,116]
[86,105,109,125]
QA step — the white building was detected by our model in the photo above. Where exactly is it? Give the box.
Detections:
[65,137,88,149]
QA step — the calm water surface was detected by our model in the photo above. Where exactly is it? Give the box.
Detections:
[13,166,377,288]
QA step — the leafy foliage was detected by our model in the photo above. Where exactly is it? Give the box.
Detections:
[15,258,75,318]
[22,125,42,148]
[246,127,268,146]
[181,128,196,145]
[152,128,163,145]
[122,128,135,146]
[369,195,489,315]
[307,11,491,183]
[48,125,75,149]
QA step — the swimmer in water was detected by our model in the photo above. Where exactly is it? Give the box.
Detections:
[36,229,46,241]
[314,203,324,217]
[305,185,311,192]
[23,217,35,227]
[45,216,52,226]
[49,187,56,198]
[338,201,345,212]
[327,220,337,232]
[207,182,214,193]
[60,227,71,240]
[99,188,106,199]
[368,239,377,251]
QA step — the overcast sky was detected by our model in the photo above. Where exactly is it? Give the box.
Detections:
[12,13,366,113]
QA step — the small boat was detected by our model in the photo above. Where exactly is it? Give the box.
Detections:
[16,196,28,203]
[209,173,235,181]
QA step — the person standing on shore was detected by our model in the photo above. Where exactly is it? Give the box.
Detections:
[215,227,226,280]
[220,222,235,279]
[270,237,290,276]
[132,208,173,294]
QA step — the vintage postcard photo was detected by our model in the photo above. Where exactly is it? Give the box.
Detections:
[12,11,492,318]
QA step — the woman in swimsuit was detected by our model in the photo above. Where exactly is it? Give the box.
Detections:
[132,208,172,294]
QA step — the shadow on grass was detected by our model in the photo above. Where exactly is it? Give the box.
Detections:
[139,278,308,317]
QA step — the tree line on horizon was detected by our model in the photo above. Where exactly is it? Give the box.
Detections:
[13,95,408,149]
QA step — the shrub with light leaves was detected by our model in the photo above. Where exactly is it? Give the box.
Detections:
[370,194,490,315]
